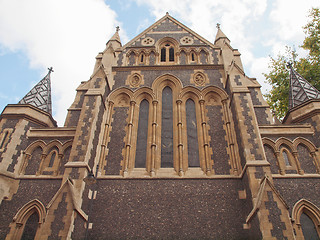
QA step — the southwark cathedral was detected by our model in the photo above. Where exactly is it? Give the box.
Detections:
[1,14,320,239]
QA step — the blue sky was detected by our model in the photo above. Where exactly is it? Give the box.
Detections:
[0,0,319,126]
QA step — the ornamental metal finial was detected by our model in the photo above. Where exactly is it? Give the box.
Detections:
[216,23,221,29]
[116,26,120,32]
[48,67,54,74]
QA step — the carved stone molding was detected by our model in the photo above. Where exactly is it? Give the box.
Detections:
[141,37,155,46]
[180,36,194,45]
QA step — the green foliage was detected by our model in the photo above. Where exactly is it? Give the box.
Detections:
[265,8,320,120]
[264,48,297,119]
[302,8,320,58]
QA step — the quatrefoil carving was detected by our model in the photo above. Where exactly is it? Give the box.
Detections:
[141,37,155,46]
[180,36,194,45]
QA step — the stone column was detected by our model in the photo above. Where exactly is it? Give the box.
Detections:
[124,101,136,175]
[98,101,114,173]
[176,100,184,176]
[151,100,158,176]
[222,99,238,175]
[56,154,63,176]
[293,152,304,175]
[275,151,285,175]
[37,154,47,175]
[199,100,211,175]
[311,152,320,173]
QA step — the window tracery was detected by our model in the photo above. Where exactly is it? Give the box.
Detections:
[292,199,320,239]
[161,86,174,168]
[282,150,291,166]
[7,199,46,240]
[141,37,154,46]
[135,99,149,168]
[279,146,297,173]
[180,36,194,45]
[159,41,176,64]
[105,75,240,177]
[0,129,12,152]
[21,140,72,176]
[186,98,200,167]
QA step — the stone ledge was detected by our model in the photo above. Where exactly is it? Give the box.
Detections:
[259,124,313,136]
[28,127,76,138]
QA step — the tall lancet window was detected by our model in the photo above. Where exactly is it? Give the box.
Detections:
[169,47,174,61]
[0,130,9,150]
[186,99,200,167]
[135,99,149,168]
[21,212,39,240]
[301,212,320,239]
[161,48,166,62]
[161,86,173,167]
[160,42,175,63]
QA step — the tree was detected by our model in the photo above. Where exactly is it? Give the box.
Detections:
[264,8,320,120]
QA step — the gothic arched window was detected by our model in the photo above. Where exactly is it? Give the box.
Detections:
[280,146,297,174]
[48,151,57,168]
[292,199,320,239]
[7,199,45,240]
[161,48,166,62]
[186,99,199,167]
[128,51,136,66]
[0,129,12,152]
[160,42,175,63]
[41,147,59,175]
[169,47,174,61]
[282,150,291,166]
[135,99,149,168]
[200,49,208,64]
[161,86,173,167]
[139,52,145,65]
[190,51,197,63]
[25,146,43,175]
[300,212,320,239]
[0,131,9,149]
[20,212,39,240]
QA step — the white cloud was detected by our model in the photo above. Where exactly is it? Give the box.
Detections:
[0,0,126,125]
[133,0,319,95]
[132,0,268,77]
[270,0,319,41]
[0,0,319,125]
[250,57,271,94]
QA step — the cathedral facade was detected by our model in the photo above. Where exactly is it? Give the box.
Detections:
[0,14,320,239]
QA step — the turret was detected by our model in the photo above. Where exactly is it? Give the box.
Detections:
[214,24,244,73]
[92,27,122,89]
[283,63,320,124]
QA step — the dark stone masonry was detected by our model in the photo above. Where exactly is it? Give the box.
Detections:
[0,13,320,240]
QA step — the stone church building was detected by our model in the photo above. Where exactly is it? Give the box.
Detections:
[1,13,320,239]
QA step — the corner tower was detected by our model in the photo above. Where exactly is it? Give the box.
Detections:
[2,14,320,240]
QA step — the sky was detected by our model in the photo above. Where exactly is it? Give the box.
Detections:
[0,0,319,126]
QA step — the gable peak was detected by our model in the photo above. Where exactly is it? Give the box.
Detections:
[123,13,215,49]
[215,24,230,43]
[107,26,121,46]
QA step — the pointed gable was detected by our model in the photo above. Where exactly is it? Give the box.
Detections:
[288,64,320,109]
[18,68,53,114]
[108,27,121,46]
[215,26,230,43]
[123,13,214,49]
[151,16,183,32]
